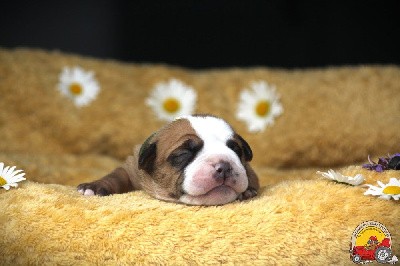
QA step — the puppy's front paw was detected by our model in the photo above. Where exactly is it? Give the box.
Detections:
[238,187,258,201]
[77,182,111,196]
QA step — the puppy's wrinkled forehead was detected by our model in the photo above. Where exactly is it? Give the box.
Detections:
[157,115,234,142]
[184,115,234,142]
[150,115,236,160]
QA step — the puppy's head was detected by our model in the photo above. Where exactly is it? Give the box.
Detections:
[138,115,255,205]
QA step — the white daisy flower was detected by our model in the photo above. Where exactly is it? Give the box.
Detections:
[317,169,365,186]
[364,178,400,200]
[236,81,283,132]
[57,66,100,107]
[146,78,197,122]
[0,162,26,190]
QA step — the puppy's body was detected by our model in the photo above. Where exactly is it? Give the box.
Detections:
[78,115,259,205]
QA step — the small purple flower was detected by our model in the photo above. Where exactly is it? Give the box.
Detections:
[375,164,384,173]
[362,153,400,172]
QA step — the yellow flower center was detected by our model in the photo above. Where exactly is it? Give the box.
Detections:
[163,98,181,113]
[0,176,6,186]
[382,186,400,195]
[255,100,270,117]
[69,83,83,95]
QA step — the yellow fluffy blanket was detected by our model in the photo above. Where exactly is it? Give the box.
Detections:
[1,168,398,265]
[0,48,399,265]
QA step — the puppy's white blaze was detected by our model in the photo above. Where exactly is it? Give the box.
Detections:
[184,115,234,142]
[181,116,249,204]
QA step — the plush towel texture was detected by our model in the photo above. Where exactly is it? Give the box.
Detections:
[1,49,399,167]
[0,48,399,265]
[1,168,398,265]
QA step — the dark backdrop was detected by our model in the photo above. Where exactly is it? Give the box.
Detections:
[1,0,399,69]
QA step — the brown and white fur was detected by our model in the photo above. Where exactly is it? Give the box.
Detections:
[77,114,259,205]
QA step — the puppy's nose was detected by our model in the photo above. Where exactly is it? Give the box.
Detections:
[214,161,232,180]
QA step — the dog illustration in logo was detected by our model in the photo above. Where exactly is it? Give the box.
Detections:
[365,236,380,251]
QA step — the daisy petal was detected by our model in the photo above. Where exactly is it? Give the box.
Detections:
[377,180,386,188]
[2,166,10,175]
[5,166,16,176]
[379,194,392,200]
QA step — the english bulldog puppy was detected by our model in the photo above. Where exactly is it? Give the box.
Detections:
[77,114,259,205]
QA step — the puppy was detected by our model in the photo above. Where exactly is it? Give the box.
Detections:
[77,114,259,205]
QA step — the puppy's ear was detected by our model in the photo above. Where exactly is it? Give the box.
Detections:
[235,134,253,161]
[138,133,157,175]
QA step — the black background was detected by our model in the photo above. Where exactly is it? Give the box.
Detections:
[1,0,399,69]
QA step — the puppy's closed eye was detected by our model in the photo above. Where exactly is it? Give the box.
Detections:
[168,139,203,170]
[168,150,194,169]
[226,140,243,159]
